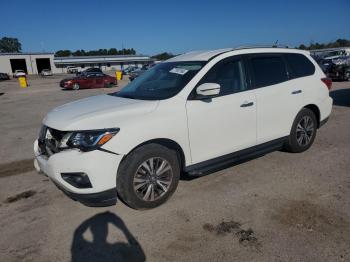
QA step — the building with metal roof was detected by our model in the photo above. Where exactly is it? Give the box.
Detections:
[54,54,153,73]
[0,52,153,75]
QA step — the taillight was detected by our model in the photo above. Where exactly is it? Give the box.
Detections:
[321,77,332,90]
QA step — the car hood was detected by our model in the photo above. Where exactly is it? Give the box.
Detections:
[43,94,159,130]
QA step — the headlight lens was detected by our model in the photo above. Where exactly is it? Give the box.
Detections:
[61,128,119,151]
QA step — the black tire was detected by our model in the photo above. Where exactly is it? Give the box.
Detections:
[285,108,317,153]
[117,143,180,209]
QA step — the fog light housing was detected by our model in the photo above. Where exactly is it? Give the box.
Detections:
[61,172,92,188]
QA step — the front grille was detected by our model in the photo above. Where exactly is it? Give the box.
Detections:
[38,126,68,157]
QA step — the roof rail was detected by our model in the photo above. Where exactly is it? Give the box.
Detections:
[232,44,292,50]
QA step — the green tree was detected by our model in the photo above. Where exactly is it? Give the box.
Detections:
[151,52,174,60]
[55,47,137,57]
[297,39,350,50]
[108,48,118,55]
[72,49,86,56]
[298,44,307,50]
[55,50,72,57]
[0,37,22,53]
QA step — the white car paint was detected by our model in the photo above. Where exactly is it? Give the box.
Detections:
[43,95,159,131]
[34,47,333,199]
[186,89,257,163]
[13,70,26,77]
[41,69,53,76]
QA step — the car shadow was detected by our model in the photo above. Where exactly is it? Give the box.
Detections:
[330,88,350,107]
[71,211,146,262]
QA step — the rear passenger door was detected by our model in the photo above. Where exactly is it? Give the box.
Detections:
[248,54,304,144]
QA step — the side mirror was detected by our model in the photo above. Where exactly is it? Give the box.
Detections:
[196,83,220,98]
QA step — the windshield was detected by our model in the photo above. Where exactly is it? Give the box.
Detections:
[110,61,206,100]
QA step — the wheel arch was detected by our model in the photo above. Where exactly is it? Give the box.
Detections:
[303,104,320,127]
[120,138,186,171]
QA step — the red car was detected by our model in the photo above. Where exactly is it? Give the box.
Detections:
[60,72,117,90]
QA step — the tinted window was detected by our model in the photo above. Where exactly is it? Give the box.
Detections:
[111,61,205,100]
[284,53,315,78]
[199,58,247,96]
[250,55,288,88]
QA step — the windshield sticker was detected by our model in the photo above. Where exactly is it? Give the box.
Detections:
[170,68,188,75]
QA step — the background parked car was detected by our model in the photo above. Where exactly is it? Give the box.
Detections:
[76,67,102,76]
[67,66,79,74]
[0,72,10,80]
[60,72,117,90]
[129,68,147,81]
[141,64,154,70]
[41,69,53,77]
[313,55,350,81]
[13,70,26,78]
[122,66,139,75]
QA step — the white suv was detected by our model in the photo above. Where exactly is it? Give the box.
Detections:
[34,47,333,209]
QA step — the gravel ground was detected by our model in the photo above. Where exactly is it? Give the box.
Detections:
[0,76,349,262]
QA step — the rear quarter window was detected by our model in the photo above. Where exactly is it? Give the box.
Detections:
[284,53,315,79]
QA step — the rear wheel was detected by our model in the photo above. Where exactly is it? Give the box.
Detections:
[285,108,317,153]
[73,83,80,90]
[117,144,180,209]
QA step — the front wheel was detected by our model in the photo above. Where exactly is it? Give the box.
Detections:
[73,83,80,90]
[285,108,317,153]
[117,144,180,209]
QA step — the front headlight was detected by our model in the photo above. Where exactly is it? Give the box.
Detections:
[60,128,119,151]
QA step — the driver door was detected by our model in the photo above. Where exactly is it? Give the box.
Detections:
[80,74,95,88]
[186,56,257,164]
[94,73,105,88]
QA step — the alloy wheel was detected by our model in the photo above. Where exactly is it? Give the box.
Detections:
[133,157,173,202]
[296,115,315,146]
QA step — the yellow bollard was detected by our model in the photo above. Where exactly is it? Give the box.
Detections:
[116,70,122,81]
[19,76,28,88]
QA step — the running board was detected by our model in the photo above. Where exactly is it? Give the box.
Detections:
[185,137,288,176]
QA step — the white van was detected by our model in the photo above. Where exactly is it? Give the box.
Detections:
[34,47,333,209]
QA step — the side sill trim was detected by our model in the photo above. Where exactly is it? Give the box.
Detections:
[185,136,288,176]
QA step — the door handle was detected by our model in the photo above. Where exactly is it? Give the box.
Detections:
[291,90,302,95]
[240,102,254,107]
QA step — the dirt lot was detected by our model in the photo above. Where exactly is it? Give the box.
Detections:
[0,75,349,262]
